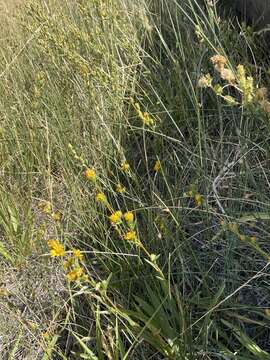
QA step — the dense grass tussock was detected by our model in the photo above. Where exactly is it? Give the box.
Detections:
[1,0,270,358]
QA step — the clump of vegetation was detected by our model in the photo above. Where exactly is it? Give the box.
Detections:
[1,0,270,359]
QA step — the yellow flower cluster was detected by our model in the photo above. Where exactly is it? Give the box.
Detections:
[120,161,130,172]
[109,210,122,225]
[47,237,87,282]
[132,100,155,127]
[124,230,137,241]
[116,183,126,193]
[64,248,86,282]
[236,64,254,106]
[85,168,96,182]
[199,53,270,114]
[185,188,203,207]
[226,222,257,243]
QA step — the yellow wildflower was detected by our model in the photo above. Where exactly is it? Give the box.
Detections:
[96,192,107,203]
[85,168,96,181]
[47,239,65,257]
[210,54,227,71]
[265,309,270,317]
[73,248,84,261]
[239,234,246,241]
[141,111,154,126]
[250,236,257,242]
[51,211,62,222]
[124,230,137,242]
[120,161,130,172]
[116,183,126,193]
[39,201,52,214]
[124,211,134,223]
[134,102,154,126]
[66,267,84,282]
[109,210,122,225]
[153,159,161,172]
[194,193,202,206]
[42,332,50,340]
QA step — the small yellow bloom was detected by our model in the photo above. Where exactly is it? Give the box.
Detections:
[47,239,65,257]
[124,230,137,242]
[134,102,154,126]
[265,309,270,317]
[85,168,96,181]
[42,332,50,340]
[153,159,161,172]
[250,236,257,242]
[124,211,134,223]
[66,267,84,282]
[120,161,130,172]
[73,248,84,260]
[109,211,122,225]
[96,192,107,203]
[239,234,246,241]
[39,201,52,214]
[116,183,126,193]
[51,211,62,222]
[194,193,202,206]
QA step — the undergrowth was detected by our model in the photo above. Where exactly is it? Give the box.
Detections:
[1,0,270,359]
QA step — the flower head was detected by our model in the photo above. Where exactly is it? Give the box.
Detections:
[109,211,122,225]
[47,239,65,257]
[124,230,137,242]
[194,193,202,207]
[120,161,130,172]
[39,201,52,214]
[153,159,161,172]
[85,168,96,181]
[73,248,84,261]
[116,183,126,193]
[66,267,84,282]
[96,192,107,203]
[134,102,154,126]
[51,211,62,222]
[124,211,134,223]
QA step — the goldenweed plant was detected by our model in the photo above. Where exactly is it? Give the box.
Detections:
[1,0,270,359]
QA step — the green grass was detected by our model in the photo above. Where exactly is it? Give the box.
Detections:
[1,0,270,359]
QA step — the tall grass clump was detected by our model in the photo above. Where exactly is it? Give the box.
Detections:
[1,0,270,358]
